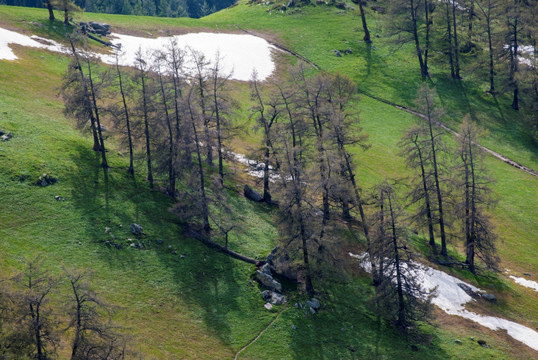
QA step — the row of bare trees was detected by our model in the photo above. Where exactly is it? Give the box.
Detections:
[0,257,127,360]
[61,37,498,330]
[61,36,237,240]
[400,84,498,273]
[251,75,497,329]
[380,0,537,112]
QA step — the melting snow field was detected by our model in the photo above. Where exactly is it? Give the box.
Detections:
[102,32,276,81]
[0,27,276,81]
[0,27,69,60]
[349,252,538,351]
[509,275,538,292]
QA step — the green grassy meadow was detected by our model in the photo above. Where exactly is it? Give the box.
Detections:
[0,2,537,359]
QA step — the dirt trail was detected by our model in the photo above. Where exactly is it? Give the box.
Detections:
[234,308,285,360]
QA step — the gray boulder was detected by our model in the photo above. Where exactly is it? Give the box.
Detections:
[261,263,272,275]
[262,290,287,305]
[332,49,342,57]
[130,223,144,236]
[36,173,57,187]
[88,21,111,36]
[255,270,282,292]
[266,247,298,280]
[458,283,479,298]
[1,131,12,141]
[244,184,264,202]
[307,298,320,309]
[482,293,497,303]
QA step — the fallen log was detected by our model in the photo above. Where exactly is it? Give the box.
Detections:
[86,33,118,48]
[185,228,264,266]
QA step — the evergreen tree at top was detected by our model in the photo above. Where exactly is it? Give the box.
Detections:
[51,0,82,24]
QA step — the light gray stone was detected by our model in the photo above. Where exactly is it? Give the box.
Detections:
[130,223,144,236]
[307,298,320,309]
[256,270,282,292]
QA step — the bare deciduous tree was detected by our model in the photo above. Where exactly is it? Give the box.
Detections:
[455,117,499,273]
[372,182,435,331]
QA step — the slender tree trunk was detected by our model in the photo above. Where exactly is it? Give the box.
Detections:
[214,91,224,186]
[462,150,473,272]
[64,9,69,25]
[157,70,175,197]
[425,94,447,256]
[410,0,428,78]
[252,79,273,203]
[187,90,210,233]
[357,0,372,43]
[446,3,456,78]
[453,1,462,79]
[387,194,406,328]
[197,77,213,166]
[140,72,153,188]
[46,0,55,21]
[285,136,314,295]
[424,0,431,74]
[416,142,436,250]
[116,59,134,175]
[69,280,83,360]
[69,40,100,151]
[486,12,495,93]
[32,304,45,360]
[467,135,477,273]
[338,139,377,283]
[467,0,475,45]
[510,16,519,110]
[86,58,108,169]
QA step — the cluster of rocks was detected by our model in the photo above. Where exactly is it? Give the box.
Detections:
[54,195,66,201]
[295,297,321,314]
[80,21,111,36]
[256,263,287,309]
[103,224,184,257]
[0,128,12,142]
[130,223,145,236]
[457,283,497,302]
[335,1,354,10]
[331,48,353,57]
[35,173,57,187]
[266,246,298,280]
[456,338,489,348]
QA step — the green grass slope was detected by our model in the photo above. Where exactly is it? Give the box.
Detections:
[0,3,537,359]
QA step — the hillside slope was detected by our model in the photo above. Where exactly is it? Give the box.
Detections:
[0,3,536,359]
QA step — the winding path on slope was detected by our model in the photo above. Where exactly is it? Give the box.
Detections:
[237,26,538,179]
[234,307,286,360]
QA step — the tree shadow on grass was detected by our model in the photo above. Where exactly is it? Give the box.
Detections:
[285,279,450,360]
[434,77,538,166]
[65,142,265,352]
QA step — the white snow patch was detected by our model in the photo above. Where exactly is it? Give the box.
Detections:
[503,44,536,67]
[0,27,69,60]
[230,151,281,181]
[349,252,538,351]
[509,275,538,292]
[102,32,276,81]
[0,27,276,81]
